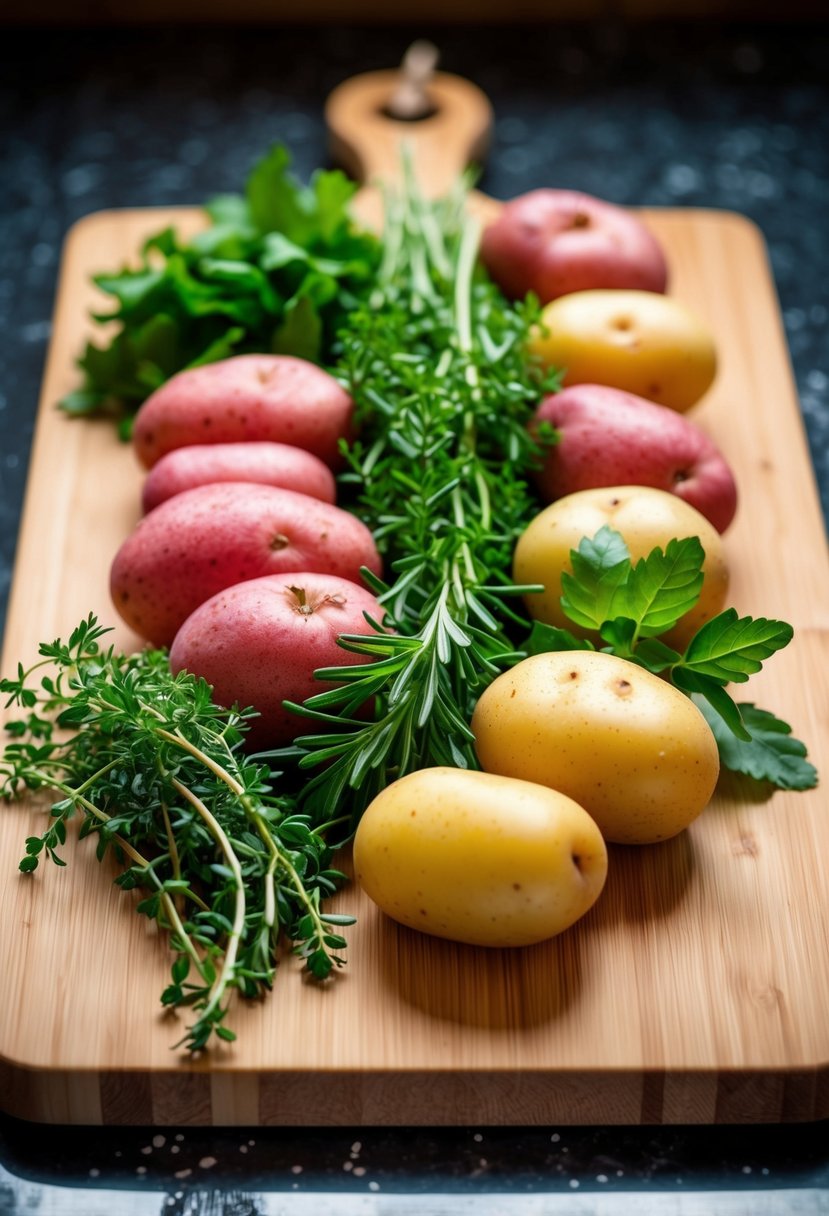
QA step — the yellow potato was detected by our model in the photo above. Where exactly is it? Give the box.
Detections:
[530,289,717,412]
[472,651,720,845]
[353,767,607,947]
[513,485,729,650]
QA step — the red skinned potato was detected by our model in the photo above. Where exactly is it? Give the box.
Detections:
[170,573,385,748]
[533,385,738,533]
[142,441,336,513]
[110,482,382,647]
[132,354,354,470]
[480,189,668,303]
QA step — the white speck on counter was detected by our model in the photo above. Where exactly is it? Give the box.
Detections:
[152,1134,166,1148]
[351,1140,362,1154]
[596,1174,608,1182]
[291,1164,303,1175]
[665,164,701,196]
[569,1178,580,1188]
[140,1146,152,1155]
[88,1168,100,1178]
[353,1166,366,1177]
[199,1156,217,1169]
[368,1181,381,1192]
[62,165,102,196]
[342,1160,353,1172]
[136,1166,147,1176]
[473,1133,483,1143]
[21,321,51,344]
[551,1133,561,1142]
[31,243,54,267]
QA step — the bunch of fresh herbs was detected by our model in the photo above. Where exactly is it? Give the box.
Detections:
[282,176,561,823]
[0,617,353,1051]
[62,146,379,430]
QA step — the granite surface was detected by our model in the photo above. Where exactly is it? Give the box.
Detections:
[0,18,827,1213]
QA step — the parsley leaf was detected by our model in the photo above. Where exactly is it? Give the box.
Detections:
[678,609,794,682]
[62,145,379,423]
[694,699,818,790]
[560,526,704,641]
[622,537,705,635]
[560,527,630,631]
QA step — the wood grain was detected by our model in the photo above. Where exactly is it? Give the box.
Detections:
[0,115,828,1126]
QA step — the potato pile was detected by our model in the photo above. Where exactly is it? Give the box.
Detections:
[111,352,385,746]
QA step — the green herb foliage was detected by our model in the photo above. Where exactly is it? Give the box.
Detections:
[62,146,379,426]
[282,174,560,825]
[0,616,354,1051]
[527,525,816,790]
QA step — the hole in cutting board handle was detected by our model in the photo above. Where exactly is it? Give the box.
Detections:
[378,100,440,123]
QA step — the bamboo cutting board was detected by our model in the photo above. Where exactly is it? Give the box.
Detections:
[1,71,828,1127]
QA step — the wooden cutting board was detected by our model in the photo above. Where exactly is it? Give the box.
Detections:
[1,69,828,1127]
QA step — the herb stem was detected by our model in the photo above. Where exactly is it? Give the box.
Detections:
[171,777,245,1031]
[157,727,245,797]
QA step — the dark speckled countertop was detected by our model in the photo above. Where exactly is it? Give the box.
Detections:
[0,19,827,1214]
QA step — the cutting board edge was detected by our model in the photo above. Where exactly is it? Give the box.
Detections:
[0,1058,826,1127]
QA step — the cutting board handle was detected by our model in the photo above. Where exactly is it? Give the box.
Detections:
[325,65,493,198]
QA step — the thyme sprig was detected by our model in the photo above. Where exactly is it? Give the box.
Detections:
[286,175,560,824]
[0,615,353,1051]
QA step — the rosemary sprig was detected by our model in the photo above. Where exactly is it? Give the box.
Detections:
[0,615,353,1051]
[286,174,560,824]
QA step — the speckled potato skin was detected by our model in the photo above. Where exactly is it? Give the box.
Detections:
[169,573,384,748]
[472,652,720,846]
[532,385,738,534]
[513,484,729,650]
[132,354,355,470]
[110,482,382,646]
[141,441,336,513]
[480,189,668,303]
[353,767,608,947]
[530,289,717,412]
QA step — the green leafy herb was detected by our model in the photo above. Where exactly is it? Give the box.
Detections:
[0,616,353,1051]
[279,169,559,824]
[528,525,815,789]
[63,145,379,423]
[693,700,818,791]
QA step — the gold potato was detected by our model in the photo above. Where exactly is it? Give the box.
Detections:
[513,485,729,650]
[353,767,608,947]
[530,289,717,412]
[472,651,720,845]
